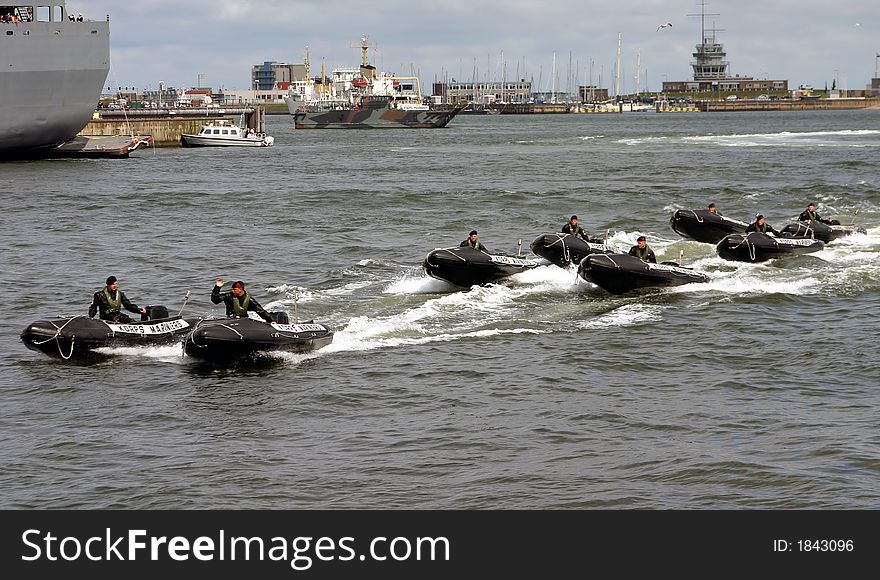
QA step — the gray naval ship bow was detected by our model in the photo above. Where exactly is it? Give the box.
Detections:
[0,1,110,155]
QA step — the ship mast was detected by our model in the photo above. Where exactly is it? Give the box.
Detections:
[353,34,376,80]
[359,34,369,67]
[304,46,310,81]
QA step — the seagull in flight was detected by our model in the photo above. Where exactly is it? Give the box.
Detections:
[657,22,673,31]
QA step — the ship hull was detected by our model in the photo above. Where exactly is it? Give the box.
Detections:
[292,106,461,129]
[0,19,110,154]
[180,135,273,147]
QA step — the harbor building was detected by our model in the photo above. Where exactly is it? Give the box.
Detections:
[251,61,307,90]
[661,4,788,94]
[578,86,610,102]
[432,80,533,105]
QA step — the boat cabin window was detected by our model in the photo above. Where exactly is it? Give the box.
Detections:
[36,5,65,22]
[230,130,238,135]
[1,5,34,22]
[221,129,229,135]
[213,129,221,134]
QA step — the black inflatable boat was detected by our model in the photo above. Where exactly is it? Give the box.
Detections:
[779,220,867,243]
[577,253,710,295]
[423,246,542,287]
[670,209,749,244]
[183,316,334,361]
[529,233,614,267]
[716,232,825,262]
[21,305,196,360]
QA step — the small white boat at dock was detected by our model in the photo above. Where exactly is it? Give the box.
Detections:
[181,120,274,147]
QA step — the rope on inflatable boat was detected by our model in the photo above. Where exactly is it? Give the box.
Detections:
[547,233,572,263]
[219,324,246,340]
[30,316,80,359]
[186,318,209,349]
[442,249,468,261]
[731,234,758,261]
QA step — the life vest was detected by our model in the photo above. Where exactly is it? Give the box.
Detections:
[103,288,122,313]
[806,210,817,221]
[634,246,650,261]
[567,223,584,236]
[231,292,251,316]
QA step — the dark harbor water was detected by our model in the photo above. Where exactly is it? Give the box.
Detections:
[1,110,878,509]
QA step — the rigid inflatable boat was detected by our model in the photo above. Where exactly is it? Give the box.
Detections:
[21,306,196,360]
[183,316,334,361]
[716,232,825,262]
[670,209,749,244]
[577,253,710,295]
[423,246,542,287]
[779,220,866,243]
[529,233,614,267]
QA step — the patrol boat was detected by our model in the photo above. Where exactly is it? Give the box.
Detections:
[670,209,749,244]
[21,306,196,360]
[716,232,825,262]
[423,246,542,287]
[183,315,334,361]
[577,253,710,295]
[530,233,614,267]
[181,119,274,147]
[779,221,866,243]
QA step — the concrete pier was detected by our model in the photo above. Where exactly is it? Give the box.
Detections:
[52,135,153,158]
[700,97,880,112]
[81,107,268,147]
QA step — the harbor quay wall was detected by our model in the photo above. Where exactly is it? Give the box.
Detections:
[701,97,880,112]
[80,117,231,147]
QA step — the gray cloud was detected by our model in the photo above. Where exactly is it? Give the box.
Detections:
[75,0,880,92]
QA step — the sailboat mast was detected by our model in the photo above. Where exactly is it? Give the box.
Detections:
[635,49,641,96]
[589,59,594,102]
[614,33,622,98]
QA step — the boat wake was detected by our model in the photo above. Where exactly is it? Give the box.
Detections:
[578,303,665,329]
[621,129,880,148]
[79,225,878,367]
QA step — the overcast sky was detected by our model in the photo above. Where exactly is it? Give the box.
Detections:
[74,0,879,93]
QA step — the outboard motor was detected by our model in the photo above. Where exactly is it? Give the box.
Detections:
[141,305,170,321]
[270,311,290,324]
[780,222,815,240]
